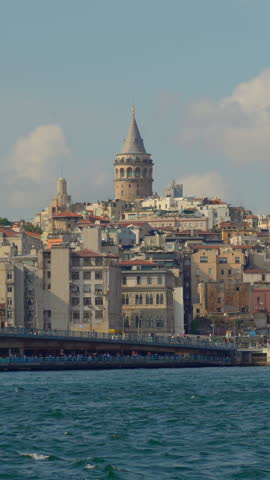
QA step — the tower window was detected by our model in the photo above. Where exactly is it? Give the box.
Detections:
[120,168,124,177]
[127,167,132,177]
[135,167,140,177]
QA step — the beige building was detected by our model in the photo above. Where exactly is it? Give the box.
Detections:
[39,247,122,333]
[191,246,245,305]
[121,259,177,336]
[114,106,153,201]
[0,246,122,334]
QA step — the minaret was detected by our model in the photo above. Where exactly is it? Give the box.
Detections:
[114,106,153,201]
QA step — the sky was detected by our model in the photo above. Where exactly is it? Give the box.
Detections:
[1,0,270,219]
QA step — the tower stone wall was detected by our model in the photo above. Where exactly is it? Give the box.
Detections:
[114,107,153,202]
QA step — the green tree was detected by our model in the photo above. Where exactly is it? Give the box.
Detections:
[23,223,42,234]
[0,217,12,226]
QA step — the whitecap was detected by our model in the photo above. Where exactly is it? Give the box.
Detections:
[20,452,49,460]
[85,464,96,469]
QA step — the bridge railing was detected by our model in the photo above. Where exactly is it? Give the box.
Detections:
[0,354,234,365]
[0,326,236,351]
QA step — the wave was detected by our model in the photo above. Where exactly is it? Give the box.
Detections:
[20,452,50,460]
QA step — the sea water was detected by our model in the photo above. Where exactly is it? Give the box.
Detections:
[0,367,269,479]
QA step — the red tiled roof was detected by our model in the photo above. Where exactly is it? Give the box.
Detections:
[193,245,222,250]
[88,215,110,222]
[120,259,157,266]
[112,221,149,227]
[24,231,41,239]
[53,211,83,218]
[232,245,253,249]
[0,227,18,237]
[244,268,270,274]
[246,215,257,219]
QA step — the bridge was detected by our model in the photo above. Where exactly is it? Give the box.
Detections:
[0,327,236,368]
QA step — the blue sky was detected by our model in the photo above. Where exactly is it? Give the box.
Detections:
[1,0,270,219]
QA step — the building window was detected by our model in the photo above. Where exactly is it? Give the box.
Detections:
[72,257,80,267]
[7,272,12,280]
[72,271,80,280]
[72,298,79,306]
[124,316,130,329]
[95,296,103,306]
[146,294,150,305]
[83,285,91,293]
[219,257,228,264]
[73,311,80,321]
[156,294,160,304]
[83,297,91,306]
[137,276,141,285]
[149,294,153,304]
[135,167,140,177]
[95,285,103,295]
[200,257,208,263]
[241,307,246,313]
[217,297,221,304]
[7,298,12,306]
[95,271,102,280]
[127,167,133,177]
[217,307,221,312]
[83,257,91,266]
[135,316,142,328]
[228,269,232,276]
[221,269,224,275]
[157,276,162,285]
[95,257,103,266]
[7,286,12,293]
[83,271,91,280]
[262,274,266,281]
[156,319,164,328]
[122,276,127,285]
[83,311,91,320]
[95,310,103,319]
[235,257,240,264]
[135,295,143,305]
[147,276,152,285]
[160,294,164,304]
[47,271,51,279]
[208,268,212,275]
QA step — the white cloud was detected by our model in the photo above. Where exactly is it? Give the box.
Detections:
[179,69,270,164]
[179,172,228,199]
[7,124,69,182]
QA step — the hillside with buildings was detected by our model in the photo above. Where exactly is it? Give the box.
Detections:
[1,108,270,338]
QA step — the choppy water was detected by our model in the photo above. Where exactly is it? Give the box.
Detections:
[1,367,270,479]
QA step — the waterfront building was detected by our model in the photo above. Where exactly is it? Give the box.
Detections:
[114,106,153,201]
[39,246,121,333]
[120,259,182,336]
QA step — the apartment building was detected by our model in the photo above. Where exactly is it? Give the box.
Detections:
[191,246,245,304]
[120,259,180,336]
[38,246,121,333]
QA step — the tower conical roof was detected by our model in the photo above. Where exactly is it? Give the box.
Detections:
[121,106,147,154]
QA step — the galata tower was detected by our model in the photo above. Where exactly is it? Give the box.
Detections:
[114,106,153,201]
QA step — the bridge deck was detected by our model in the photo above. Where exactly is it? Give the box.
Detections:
[0,327,235,352]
